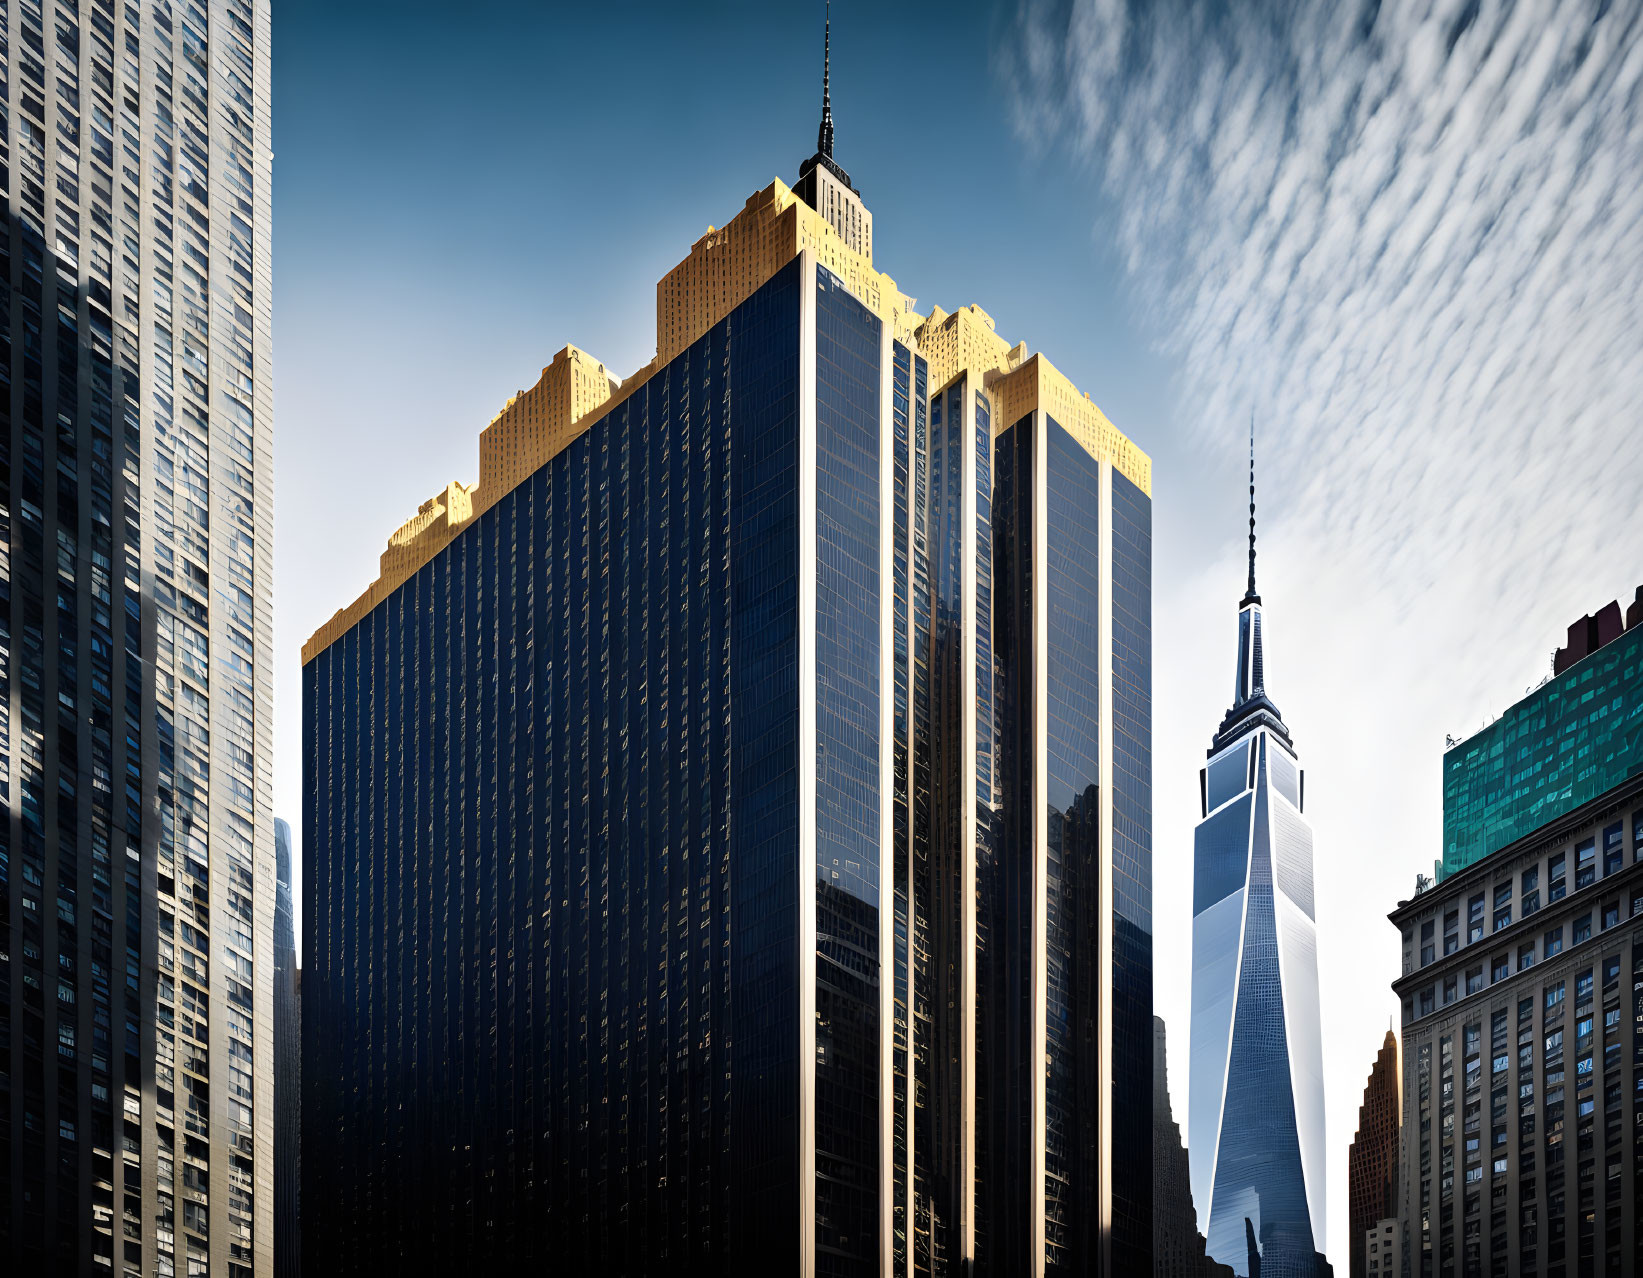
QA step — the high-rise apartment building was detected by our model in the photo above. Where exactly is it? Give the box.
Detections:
[273,818,298,1278]
[1391,587,1643,1278]
[1188,447,1327,1278]
[301,29,1152,1278]
[1347,1030,1399,1278]
[2,3,275,1275]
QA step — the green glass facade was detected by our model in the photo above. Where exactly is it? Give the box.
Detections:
[1442,623,1643,878]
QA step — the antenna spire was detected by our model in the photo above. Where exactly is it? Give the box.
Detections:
[1244,412,1260,605]
[818,1,835,159]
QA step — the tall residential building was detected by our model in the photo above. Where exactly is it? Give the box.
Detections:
[1391,586,1643,1278]
[301,25,1152,1278]
[1188,441,1327,1278]
[1,3,275,1276]
[1346,1030,1399,1278]
[273,818,298,1278]
[1154,1017,1233,1278]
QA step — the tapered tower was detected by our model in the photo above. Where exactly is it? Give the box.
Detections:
[1187,433,1327,1278]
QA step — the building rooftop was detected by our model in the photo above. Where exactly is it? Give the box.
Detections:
[304,163,1151,664]
[1440,583,1643,878]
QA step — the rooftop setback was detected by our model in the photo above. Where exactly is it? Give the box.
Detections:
[303,175,1150,664]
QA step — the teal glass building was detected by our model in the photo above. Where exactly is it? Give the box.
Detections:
[302,105,1153,1276]
[1442,622,1643,879]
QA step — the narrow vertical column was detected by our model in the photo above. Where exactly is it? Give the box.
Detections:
[1097,460,1116,1276]
[797,247,819,1278]
[959,386,979,1262]
[1030,410,1050,1278]
[878,315,898,1278]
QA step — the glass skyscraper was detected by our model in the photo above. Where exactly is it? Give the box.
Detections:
[301,41,1152,1278]
[1441,617,1643,879]
[1,3,275,1275]
[1188,461,1326,1278]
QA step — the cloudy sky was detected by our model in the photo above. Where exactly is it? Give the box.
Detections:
[1004,0,1643,1251]
[275,0,1643,1255]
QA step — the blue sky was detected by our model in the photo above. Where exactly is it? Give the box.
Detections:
[275,0,1643,1256]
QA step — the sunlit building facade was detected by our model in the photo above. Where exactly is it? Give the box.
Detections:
[1189,469,1327,1278]
[301,40,1152,1278]
[1,2,276,1275]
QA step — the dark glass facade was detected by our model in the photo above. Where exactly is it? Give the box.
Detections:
[1109,466,1155,1275]
[274,818,299,1278]
[812,268,883,1276]
[983,411,1154,1276]
[304,254,1153,1276]
[305,260,805,1272]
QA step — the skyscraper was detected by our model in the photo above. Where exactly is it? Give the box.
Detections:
[1441,591,1643,879]
[1188,440,1327,1278]
[301,20,1152,1276]
[2,3,275,1275]
[1391,585,1643,1277]
[1346,1030,1398,1278]
[273,818,299,1278]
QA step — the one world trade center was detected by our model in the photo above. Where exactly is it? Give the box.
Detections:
[1188,439,1326,1278]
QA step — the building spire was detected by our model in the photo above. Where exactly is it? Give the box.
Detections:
[818,0,835,159]
[1244,412,1260,606]
[1215,407,1290,749]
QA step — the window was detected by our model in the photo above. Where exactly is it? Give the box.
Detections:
[1574,971,1593,1006]
[1421,988,1435,1017]
[1549,853,1566,902]
[1633,810,1642,862]
[1601,823,1623,875]
[1445,910,1460,954]
[1469,893,1486,942]
[1546,981,1565,1010]
[1493,882,1512,930]
[1445,976,1458,1005]
[1575,838,1595,890]
[1492,955,1509,983]
[1545,926,1563,957]
[1602,957,1619,991]
[1601,901,1619,930]
[1467,966,1484,995]
[1572,913,1591,945]
[1422,919,1436,967]
[1522,865,1540,916]
[1519,943,1536,970]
